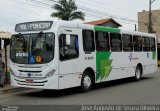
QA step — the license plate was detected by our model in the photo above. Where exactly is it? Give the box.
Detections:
[26,79,33,84]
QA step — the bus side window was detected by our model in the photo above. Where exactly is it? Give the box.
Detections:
[82,30,95,53]
[96,31,109,52]
[59,34,79,61]
[150,38,156,51]
[110,33,122,52]
[142,37,150,51]
[133,35,142,52]
[122,34,133,52]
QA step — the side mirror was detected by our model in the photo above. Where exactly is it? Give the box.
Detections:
[66,35,71,45]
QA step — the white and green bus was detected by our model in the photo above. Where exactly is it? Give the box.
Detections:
[10,21,157,92]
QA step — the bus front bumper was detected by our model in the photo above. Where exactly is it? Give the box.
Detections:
[10,75,59,90]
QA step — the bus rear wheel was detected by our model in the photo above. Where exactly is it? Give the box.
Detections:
[81,71,93,92]
[135,66,142,81]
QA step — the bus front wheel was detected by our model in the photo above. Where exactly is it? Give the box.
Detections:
[81,71,93,92]
[135,66,142,81]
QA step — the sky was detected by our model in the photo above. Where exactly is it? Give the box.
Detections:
[0,0,160,33]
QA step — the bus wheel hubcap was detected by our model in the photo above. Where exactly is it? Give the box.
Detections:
[83,75,91,89]
[136,68,141,79]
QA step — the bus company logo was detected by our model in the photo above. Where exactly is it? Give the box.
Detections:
[27,73,32,78]
[128,53,139,61]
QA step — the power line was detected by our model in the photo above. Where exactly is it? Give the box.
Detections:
[12,0,48,8]
[76,0,136,18]
[25,0,139,25]
[79,5,137,22]
[26,0,136,23]
[26,0,53,6]
[7,0,45,16]
[0,1,33,21]
[4,0,157,28]
[49,0,149,26]
[23,0,158,28]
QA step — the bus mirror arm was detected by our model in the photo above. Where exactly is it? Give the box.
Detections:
[66,35,71,45]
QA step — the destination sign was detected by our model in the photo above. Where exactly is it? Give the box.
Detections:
[15,21,53,32]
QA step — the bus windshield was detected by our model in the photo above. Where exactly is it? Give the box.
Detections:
[10,32,54,64]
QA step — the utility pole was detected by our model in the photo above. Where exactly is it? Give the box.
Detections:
[148,0,156,33]
[135,24,137,31]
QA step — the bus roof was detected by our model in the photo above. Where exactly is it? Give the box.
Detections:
[15,20,156,37]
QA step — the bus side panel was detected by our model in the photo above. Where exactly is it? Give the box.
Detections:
[58,74,82,89]
[96,51,157,83]
[97,52,135,82]
[96,52,157,82]
[142,51,157,75]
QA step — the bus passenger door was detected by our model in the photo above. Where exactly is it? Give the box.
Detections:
[58,28,82,89]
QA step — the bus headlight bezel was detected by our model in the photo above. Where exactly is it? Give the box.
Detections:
[45,69,55,78]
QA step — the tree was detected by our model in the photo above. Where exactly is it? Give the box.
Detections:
[51,0,85,21]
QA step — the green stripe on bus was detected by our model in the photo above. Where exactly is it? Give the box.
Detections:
[94,25,120,33]
[152,51,156,60]
[96,52,112,81]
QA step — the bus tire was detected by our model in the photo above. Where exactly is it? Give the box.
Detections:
[81,71,93,92]
[135,65,142,81]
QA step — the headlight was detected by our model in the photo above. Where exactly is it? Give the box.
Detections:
[45,69,55,78]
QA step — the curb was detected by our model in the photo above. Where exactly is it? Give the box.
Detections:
[0,87,28,94]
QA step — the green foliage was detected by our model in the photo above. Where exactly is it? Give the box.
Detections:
[51,0,85,21]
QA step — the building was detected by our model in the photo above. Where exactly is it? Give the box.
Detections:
[84,18,122,28]
[0,31,11,50]
[138,10,160,66]
[138,10,160,38]
[0,31,11,84]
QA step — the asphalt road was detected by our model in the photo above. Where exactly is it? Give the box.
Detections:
[0,68,160,105]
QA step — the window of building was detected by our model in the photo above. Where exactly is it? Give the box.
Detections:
[110,33,122,51]
[82,30,95,52]
[142,37,150,51]
[122,34,133,51]
[150,37,156,51]
[59,34,79,61]
[95,31,109,52]
[133,35,142,51]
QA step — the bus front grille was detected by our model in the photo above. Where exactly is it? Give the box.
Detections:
[18,70,41,73]
[17,65,42,73]
[14,79,48,86]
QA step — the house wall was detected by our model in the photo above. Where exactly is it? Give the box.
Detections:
[138,10,160,34]
[100,21,119,28]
